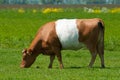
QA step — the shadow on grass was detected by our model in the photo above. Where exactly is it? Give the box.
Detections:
[65,66,82,69]
[35,66,120,69]
[64,66,112,69]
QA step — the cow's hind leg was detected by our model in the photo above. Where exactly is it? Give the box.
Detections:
[88,46,97,68]
[48,55,55,68]
[97,42,105,68]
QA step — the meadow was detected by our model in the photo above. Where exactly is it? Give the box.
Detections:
[0,7,120,80]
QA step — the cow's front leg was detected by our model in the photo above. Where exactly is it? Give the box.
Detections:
[48,55,55,68]
[56,53,64,69]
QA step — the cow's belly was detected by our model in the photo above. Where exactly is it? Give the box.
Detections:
[55,19,83,50]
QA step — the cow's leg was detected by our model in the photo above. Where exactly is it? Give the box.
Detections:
[88,52,97,68]
[48,55,55,68]
[98,52,105,68]
[56,52,64,69]
[97,43,105,68]
[88,46,97,68]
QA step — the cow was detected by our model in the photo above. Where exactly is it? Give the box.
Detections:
[20,18,105,69]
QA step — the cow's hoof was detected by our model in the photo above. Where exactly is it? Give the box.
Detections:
[101,65,105,68]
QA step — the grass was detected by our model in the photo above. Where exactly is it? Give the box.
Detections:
[0,8,120,80]
[0,49,120,80]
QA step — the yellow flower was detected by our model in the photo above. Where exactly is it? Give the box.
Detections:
[52,8,58,12]
[110,8,120,13]
[57,8,63,12]
[18,8,25,13]
[42,8,51,14]
[93,9,101,14]
[42,8,63,14]
[33,9,37,13]
[52,8,63,13]
[110,10,116,13]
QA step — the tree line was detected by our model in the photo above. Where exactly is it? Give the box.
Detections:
[0,0,120,4]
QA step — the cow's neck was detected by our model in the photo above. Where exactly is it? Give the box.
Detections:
[28,40,42,56]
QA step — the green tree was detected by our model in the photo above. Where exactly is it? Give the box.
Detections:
[0,0,3,4]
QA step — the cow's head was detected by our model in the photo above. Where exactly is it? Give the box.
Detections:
[20,49,36,68]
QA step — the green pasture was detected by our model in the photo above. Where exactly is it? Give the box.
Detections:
[0,8,120,80]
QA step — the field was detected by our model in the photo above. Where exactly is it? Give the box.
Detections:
[0,7,120,80]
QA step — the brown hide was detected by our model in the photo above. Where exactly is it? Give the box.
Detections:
[20,18,105,69]
[29,21,61,55]
[77,18,102,48]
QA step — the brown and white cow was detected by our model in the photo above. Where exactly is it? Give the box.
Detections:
[20,18,105,69]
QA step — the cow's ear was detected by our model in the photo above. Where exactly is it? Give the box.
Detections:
[27,49,33,55]
[22,48,27,54]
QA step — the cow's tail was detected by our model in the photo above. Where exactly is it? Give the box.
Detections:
[97,21,105,52]
[97,21,105,68]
